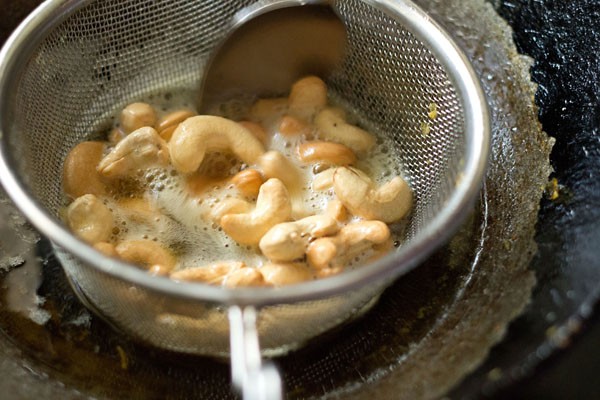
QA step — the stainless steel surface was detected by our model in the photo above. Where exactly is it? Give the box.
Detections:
[199,1,347,112]
[0,0,489,397]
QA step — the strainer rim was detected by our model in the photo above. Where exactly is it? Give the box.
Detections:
[0,0,489,306]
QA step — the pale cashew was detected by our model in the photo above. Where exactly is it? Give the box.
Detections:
[63,141,107,199]
[279,115,311,137]
[249,97,288,123]
[209,198,252,223]
[220,178,291,245]
[156,109,195,141]
[324,198,348,223]
[315,107,376,153]
[115,239,176,275]
[258,150,307,218]
[306,220,391,270]
[288,76,328,121]
[120,102,157,134]
[312,168,335,191]
[97,127,169,179]
[169,116,265,173]
[230,169,264,198]
[297,141,356,166]
[223,267,265,287]
[259,215,339,262]
[333,167,412,223]
[170,261,244,284]
[117,197,161,223]
[238,121,269,145]
[67,194,114,244]
[259,263,314,286]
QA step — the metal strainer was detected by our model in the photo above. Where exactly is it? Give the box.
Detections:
[0,0,489,398]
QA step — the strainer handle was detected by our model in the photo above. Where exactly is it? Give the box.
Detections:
[229,305,283,400]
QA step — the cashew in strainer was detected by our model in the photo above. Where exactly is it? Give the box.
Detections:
[230,169,264,198]
[306,220,391,270]
[97,127,169,179]
[116,239,176,275]
[279,115,311,137]
[259,263,314,286]
[94,242,118,257]
[312,168,335,192]
[259,214,340,262]
[209,198,252,223]
[223,268,265,287]
[288,76,328,121]
[120,102,157,134]
[63,141,107,199]
[67,194,114,244]
[297,141,357,166]
[333,167,412,223]
[258,150,307,218]
[156,109,195,141]
[170,261,244,284]
[220,178,292,245]
[324,198,348,223]
[169,115,265,173]
[315,107,376,153]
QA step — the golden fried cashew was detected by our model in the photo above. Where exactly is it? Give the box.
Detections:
[297,141,356,166]
[259,215,339,262]
[115,239,176,275]
[315,107,376,153]
[220,178,292,245]
[259,263,314,286]
[209,198,252,223]
[223,268,265,287]
[169,115,265,173]
[170,261,245,284]
[288,76,328,121]
[230,169,264,198]
[325,198,348,222]
[258,150,307,218]
[120,102,157,134]
[97,127,169,179]
[118,197,161,223]
[67,194,114,244]
[238,121,269,145]
[306,220,391,270]
[63,141,108,199]
[156,109,195,141]
[279,115,311,137]
[312,168,335,191]
[333,167,413,223]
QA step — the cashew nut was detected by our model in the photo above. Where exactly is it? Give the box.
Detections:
[117,197,161,223]
[97,127,169,178]
[169,116,265,173]
[306,220,391,270]
[258,150,307,218]
[312,168,335,192]
[223,267,265,287]
[324,198,348,222]
[209,198,252,223]
[230,169,264,198]
[288,76,328,121]
[279,115,311,137]
[238,121,269,145]
[220,178,291,245]
[156,109,195,141]
[115,239,176,275]
[170,261,244,284]
[297,141,356,166]
[259,263,314,286]
[120,102,157,134]
[94,242,118,257]
[259,215,339,262]
[63,141,108,199]
[333,167,412,223]
[249,97,288,123]
[67,194,114,244]
[315,107,376,153]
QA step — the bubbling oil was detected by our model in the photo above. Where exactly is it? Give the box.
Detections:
[99,89,407,272]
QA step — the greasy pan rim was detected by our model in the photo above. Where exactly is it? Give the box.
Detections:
[0,0,490,306]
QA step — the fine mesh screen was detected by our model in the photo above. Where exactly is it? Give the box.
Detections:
[3,0,471,355]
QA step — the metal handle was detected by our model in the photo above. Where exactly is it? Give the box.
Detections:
[229,305,282,400]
